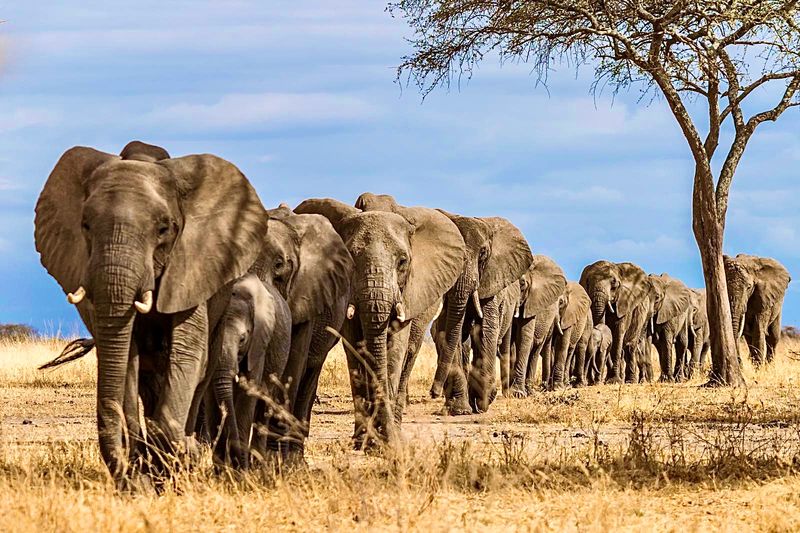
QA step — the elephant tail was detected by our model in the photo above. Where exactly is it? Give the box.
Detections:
[38,338,96,370]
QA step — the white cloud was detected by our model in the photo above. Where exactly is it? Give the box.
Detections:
[146,92,379,132]
[257,154,278,163]
[0,178,21,191]
[0,108,58,134]
[582,235,693,262]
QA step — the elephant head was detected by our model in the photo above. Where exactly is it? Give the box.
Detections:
[34,145,267,477]
[647,273,691,328]
[255,206,353,325]
[689,288,708,333]
[519,255,567,320]
[558,282,592,332]
[724,254,791,338]
[579,261,650,326]
[295,197,465,433]
[213,273,279,467]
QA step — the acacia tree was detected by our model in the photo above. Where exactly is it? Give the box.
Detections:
[392,0,800,385]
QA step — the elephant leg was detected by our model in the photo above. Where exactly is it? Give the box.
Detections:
[674,326,689,382]
[123,344,143,462]
[394,316,427,424]
[607,319,625,385]
[656,334,675,383]
[549,333,570,390]
[540,339,553,389]
[232,386,257,469]
[527,340,545,392]
[386,321,412,421]
[498,326,513,396]
[152,304,209,461]
[573,335,588,388]
[445,330,472,416]
[510,317,535,397]
[687,332,701,379]
[766,312,781,364]
[750,318,768,368]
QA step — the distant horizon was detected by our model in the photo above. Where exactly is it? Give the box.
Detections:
[1,2,797,331]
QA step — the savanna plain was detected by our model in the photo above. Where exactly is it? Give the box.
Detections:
[3,336,800,531]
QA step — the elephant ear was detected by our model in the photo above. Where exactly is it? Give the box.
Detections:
[354,192,399,212]
[753,256,791,307]
[615,262,650,316]
[656,276,691,324]
[478,217,533,298]
[34,147,117,298]
[156,155,268,314]
[561,282,591,330]
[237,274,274,377]
[521,255,567,318]
[282,213,353,323]
[401,207,465,319]
[120,140,170,162]
[294,198,360,235]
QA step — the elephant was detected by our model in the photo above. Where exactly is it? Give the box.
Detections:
[426,211,533,414]
[681,289,710,379]
[509,255,567,397]
[198,273,291,468]
[546,282,591,389]
[647,273,692,382]
[295,197,465,446]
[724,254,791,366]
[580,261,652,384]
[34,142,267,483]
[633,335,655,383]
[249,204,353,461]
[584,323,612,385]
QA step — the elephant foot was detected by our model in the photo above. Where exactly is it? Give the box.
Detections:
[605,375,623,385]
[509,387,528,399]
[659,375,675,383]
[572,379,587,389]
[445,396,473,416]
[429,383,444,399]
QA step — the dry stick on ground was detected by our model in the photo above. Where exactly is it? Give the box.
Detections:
[391,0,800,386]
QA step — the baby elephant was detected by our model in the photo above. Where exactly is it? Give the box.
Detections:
[202,273,292,468]
[584,324,612,385]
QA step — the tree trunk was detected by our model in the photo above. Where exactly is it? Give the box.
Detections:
[692,168,744,387]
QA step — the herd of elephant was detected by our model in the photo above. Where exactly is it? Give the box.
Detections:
[34,142,791,486]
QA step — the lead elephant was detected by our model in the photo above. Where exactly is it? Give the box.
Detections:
[34,142,267,483]
[724,254,791,366]
[509,255,567,397]
[647,273,692,382]
[250,204,353,461]
[580,261,652,384]
[295,197,465,446]
[426,211,532,414]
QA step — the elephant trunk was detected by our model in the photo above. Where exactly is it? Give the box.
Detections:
[591,290,608,325]
[89,239,152,479]
[430,274,471,397]
[356,271,396,443]
[213,338,244,467]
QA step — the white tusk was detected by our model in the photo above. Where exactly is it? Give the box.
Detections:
[555,319,563,335]
[607,300,616,315]
[737,314,745,337]
[134,290,153,314]
[395,302,406,323]
[67,286,86,305]
[347,304,355,320]
[433,300,443,321]
[472,290,483,319]
[649,316,655,334]
[514,307,519,318]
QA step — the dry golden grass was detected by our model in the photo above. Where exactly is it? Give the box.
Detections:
[2,335,800,531]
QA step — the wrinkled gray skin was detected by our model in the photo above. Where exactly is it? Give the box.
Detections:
[545,282,592,389]
[250,205,353,461]
[681,289,710,379]
[509,256,567,397]
[296,196,465,447]
[428,212,533,415]
[633,336,655,383]
[580,261,652,384]
[724,254,791,366]
[584,324,612,385]
[34,142,267,484]
[197,274,291,468]
[647,274,692,382]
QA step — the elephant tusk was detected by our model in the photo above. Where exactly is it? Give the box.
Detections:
[67,286,86,305]
[737,314,745,337]
[347,304,355,320]
[134,290,153,314]
[432,300,443,321]
[514,307,519,318]
[395,302,406,323]
[555,320,563,336]
[649,316,655,335]
[472,290,483,319]
[607,300,616,315]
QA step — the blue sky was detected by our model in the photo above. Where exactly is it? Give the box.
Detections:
[0,1,797,334]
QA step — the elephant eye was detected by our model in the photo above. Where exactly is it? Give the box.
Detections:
[158,225,170,237]
[239,333,247,346]
[81,221,90,232]
[397,256,409,270]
